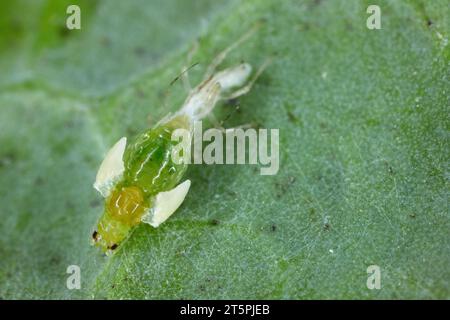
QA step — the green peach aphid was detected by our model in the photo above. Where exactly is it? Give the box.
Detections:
[92,27,269,254]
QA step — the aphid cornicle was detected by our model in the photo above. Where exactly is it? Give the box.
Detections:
[92,26,270,254]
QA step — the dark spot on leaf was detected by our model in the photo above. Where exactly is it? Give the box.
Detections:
[157,89,167,101]
[283,103,302,125]
[90,199,101,208]
[0,153,16,167]
[225,98,239,107]
[384,161,394,175]
[226,190,237,197]
[308,208,318,222]
[366,118,380,127]
[34,176,44,186]
[66,201,75,209]
[271,224,277,232]
[409,213,416,219]
[345,20,353,31]
[100,36,111,47]
[210,219,220,226]
[295,22,310,32]
[427,19,433,27]
[254,121,264,130]
[16,212,31,232]
[134,47,146,56]
[286,110,300,124]
[127,128,138,136]
[275,176,296,197]
[59,26,70,38]
[50,256,61,265]
[64,119,75,128]
[110,244,118,250]
[323,223,331,231]
[136,87,145,98]
[10,19,23,33]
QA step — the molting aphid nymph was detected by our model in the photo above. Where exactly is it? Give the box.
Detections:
[92,27,269,254]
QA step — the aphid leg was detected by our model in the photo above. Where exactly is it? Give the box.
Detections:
[181,41,199,92]
[207,113,226,131]
[209,110,254,133]
[207,103,243,131]
[221,58,272,100]
[224,123,254,132]
[203,25,260,80]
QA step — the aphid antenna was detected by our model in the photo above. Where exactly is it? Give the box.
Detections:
[169,62,199,86]
[220,104,241,126]
[203,22,263,80]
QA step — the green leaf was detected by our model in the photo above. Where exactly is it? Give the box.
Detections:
[0,0,448,299]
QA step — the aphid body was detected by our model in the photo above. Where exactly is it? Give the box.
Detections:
[92,28,269,254]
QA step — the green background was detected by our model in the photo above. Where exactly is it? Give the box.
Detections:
[0,0,448,299]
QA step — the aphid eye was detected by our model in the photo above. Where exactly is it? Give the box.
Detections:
[110,244,118,250]
[92,231,98,241]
